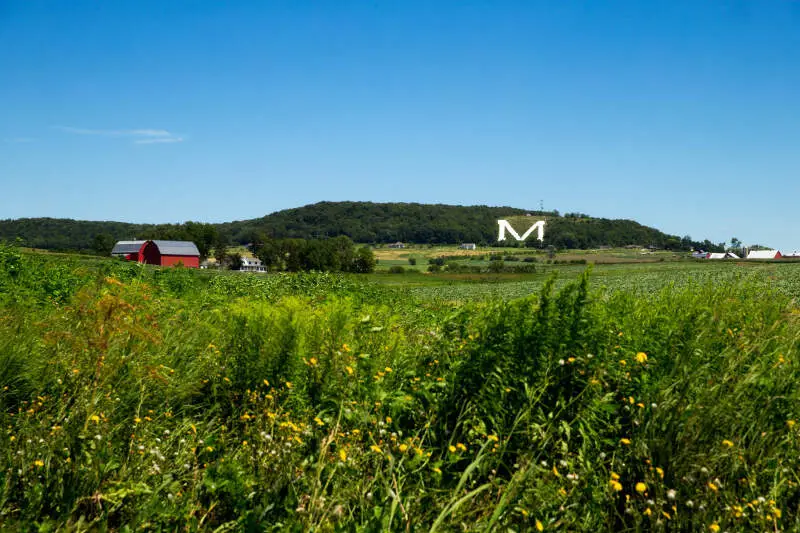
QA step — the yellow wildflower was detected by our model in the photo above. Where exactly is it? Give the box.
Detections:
[370,444,382,454]
[609,480,623,492]
[610,471,620,480]
[89,415,100,423]
[552,465,560,477]
[535,519,544,531]
[34,460,44,467]
[620,438,631,445]
[643,508,652,516]
[487,434,499,442]
[448,445,457,453]
[339,449,347,461]
[635,352,648,363]
[635,482,647,494]
[707,482,718,492]
[309,357,318,366]
[456,442,467,452]
[285,381,293,389]
[432,467,441,474]
[399,443,408,453]
[384,367,392,373]
[619,360,627,366]
[345,366,354,375]
[788,420,796,428]
[205,446,214,452]
[314,417,324,427]
[385,416,392,424]
[709,524,720,533]
[722,439,734,447]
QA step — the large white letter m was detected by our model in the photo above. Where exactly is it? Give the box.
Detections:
[497,219,545,242]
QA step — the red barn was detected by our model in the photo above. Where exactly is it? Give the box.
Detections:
[112,240,200,268]
[111,240,146,261]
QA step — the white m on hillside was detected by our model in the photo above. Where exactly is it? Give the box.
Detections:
[497,219,545,242]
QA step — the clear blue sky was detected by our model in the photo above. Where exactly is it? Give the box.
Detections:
[2,1,799,248]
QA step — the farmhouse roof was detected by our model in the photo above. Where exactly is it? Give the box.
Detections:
[111,240,146,255]
[149,240,201,256]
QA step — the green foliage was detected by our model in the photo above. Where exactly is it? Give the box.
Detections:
[0,202,721,252]
[4,251,800,530]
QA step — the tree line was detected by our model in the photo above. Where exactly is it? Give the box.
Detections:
[0,202,733,254]
[250,235,375,273]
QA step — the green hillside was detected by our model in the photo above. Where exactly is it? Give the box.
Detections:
[0,201,717,252]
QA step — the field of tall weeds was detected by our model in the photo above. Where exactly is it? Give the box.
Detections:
[3,244,800,531]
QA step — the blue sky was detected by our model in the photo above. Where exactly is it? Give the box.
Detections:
[1,1,799,248]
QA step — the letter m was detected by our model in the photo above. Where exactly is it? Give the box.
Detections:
[497,219,545,242]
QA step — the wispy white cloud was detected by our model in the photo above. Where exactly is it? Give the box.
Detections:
[134,136,184,144]
[55,126,183,144]
[3,137,36,143]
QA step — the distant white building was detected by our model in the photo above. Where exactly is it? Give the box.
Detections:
[708,252,739,259]
[783,251,800,258]
[459,243,477,250]
[388,242,406,249]
[240,256,266,272]
[747,250,782,260]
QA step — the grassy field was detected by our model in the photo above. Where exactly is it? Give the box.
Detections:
[374,245,669,270]
[3,244,800,531]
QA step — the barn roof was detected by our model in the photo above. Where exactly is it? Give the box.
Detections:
[747,250,781,259]
[111,240,146,254]
[149,240,201,256]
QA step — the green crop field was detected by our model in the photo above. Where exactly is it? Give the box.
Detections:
[3,243,800,531]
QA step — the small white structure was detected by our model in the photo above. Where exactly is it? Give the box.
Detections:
[240,256,266,272]
[747,250,782,260]
[388,242,406,249]
[708,252,740,259]
[783,251,800,258]
[459,243,477,250]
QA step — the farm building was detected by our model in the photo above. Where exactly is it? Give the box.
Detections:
[112,240,201,268]
[459,243,477,250]
[707,252,739,259]
[388,242,406,249]
[747,250,782,260]
[111,240,146,261]
[240,256,266,272]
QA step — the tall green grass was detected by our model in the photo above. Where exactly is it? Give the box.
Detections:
[2,244,800,530]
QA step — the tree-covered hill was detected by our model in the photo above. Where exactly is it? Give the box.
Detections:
[0,201,720,252]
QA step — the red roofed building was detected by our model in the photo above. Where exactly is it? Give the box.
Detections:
[111,240,200,268]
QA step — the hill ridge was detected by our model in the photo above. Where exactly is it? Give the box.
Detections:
[0,201,716,252]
